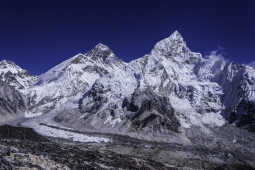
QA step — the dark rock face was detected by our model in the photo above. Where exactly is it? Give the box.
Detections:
[0,80,27,123]
[79,83,108,114]
[122,88,180,133]
[215,63,255,131]
[82,65,109,77]
[0,125,48,142]
[230,100,255,132]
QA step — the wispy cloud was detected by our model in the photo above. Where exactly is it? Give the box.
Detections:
[206,50,229,63]
[208,50,255,68]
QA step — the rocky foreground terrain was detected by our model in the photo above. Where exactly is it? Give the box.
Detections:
[0,124,255,170]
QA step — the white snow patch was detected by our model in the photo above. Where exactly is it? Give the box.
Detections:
[202,112,226,127]
[104,116,122,127]
[25,121,110,143]
[25,112,43,118]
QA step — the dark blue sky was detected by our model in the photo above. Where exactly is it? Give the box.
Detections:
[0,0,254,74]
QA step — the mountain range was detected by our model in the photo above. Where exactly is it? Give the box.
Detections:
[0,31,255,142]
[1,31,255,169]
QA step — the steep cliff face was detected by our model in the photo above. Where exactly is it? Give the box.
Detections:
[0,80,27,123]
[121,88,181,133]
[216,63,255,131]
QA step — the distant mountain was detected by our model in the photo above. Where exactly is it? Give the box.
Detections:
[0,60,38,89]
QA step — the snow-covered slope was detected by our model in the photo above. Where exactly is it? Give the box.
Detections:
[0,60,38,89]
[24,43,127,114]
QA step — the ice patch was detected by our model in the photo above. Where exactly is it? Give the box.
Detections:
[24,121,110,143]
[25,112,43,118]
[202,112,226,127]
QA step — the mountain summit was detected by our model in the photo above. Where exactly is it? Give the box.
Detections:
[153,30,189,57]
[87,43,120,63]
[0,60,38,89]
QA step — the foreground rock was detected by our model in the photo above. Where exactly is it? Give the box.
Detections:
[0,125,255,170]
[0,125,171,169]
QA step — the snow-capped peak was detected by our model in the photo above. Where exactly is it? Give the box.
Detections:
[87,43,118,62]
[0,59,24,74]
[152,30,189,57]
[0,59,38,89]
[24,42,128,114]
[170,30,184,41]
[94,43,111,51]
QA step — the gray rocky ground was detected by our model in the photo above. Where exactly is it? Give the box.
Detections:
[0,124,255,170]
